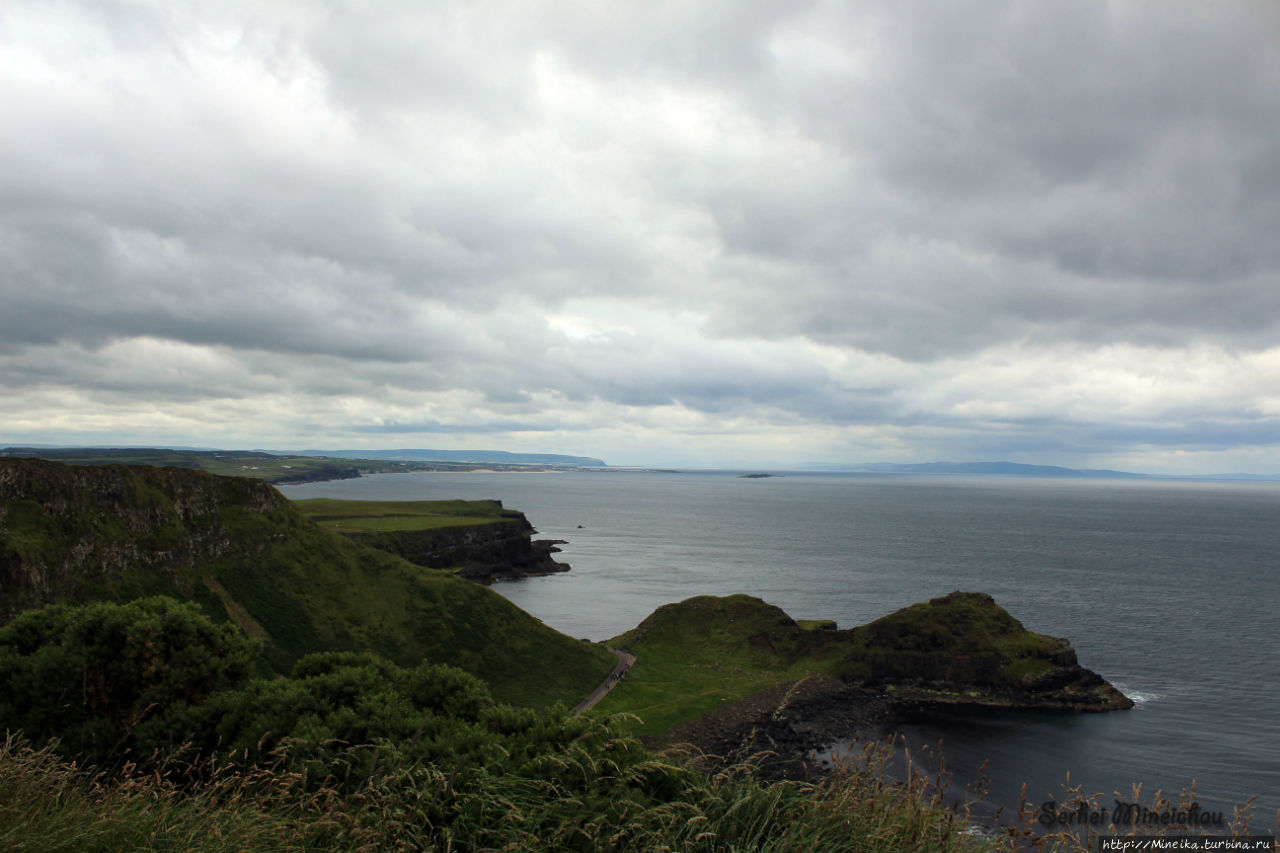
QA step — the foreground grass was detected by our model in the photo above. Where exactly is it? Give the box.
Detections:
[0,734,1009,853]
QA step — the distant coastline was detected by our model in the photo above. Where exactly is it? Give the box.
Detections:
[6,447,1279,484]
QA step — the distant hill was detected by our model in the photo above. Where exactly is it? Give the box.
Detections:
[0,447,400,483]
[284,448,607,467]
[815,460,1147,478]
[0,446,606,483]
[0,458,613,707]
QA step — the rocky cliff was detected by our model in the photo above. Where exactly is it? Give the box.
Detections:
[842,591,1133,712]
[0,458,284,620]
[292,498,571,583]
[341,519,570,583]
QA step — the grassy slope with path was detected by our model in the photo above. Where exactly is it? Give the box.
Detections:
[593,592,1130,734]
[593,595,845,733]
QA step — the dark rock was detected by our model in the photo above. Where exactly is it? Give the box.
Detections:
[1,458,284,620]
[345,523,572,584]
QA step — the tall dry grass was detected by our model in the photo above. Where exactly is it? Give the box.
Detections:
[0,731,1005,852]
[4,730,1269,852]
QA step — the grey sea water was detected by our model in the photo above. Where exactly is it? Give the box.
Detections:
[281,471,1280,829]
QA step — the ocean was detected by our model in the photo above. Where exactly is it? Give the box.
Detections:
[280,471,1280,830]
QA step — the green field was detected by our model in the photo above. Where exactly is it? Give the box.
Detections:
[295,498,522,532]
[592,595,846,732]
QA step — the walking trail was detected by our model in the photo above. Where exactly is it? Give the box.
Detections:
[572,647,636,715]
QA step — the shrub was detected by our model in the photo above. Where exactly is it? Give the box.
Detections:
[0,596,257,765]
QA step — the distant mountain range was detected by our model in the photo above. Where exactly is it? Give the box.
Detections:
[840,461,1143,477]
[808,461,1280,481]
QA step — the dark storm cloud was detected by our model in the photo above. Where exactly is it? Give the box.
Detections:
[689,1,1280,356]
[2,0,1279,469]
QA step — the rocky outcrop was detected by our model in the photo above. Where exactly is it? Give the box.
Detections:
[612,590,1132,756]
[654,677,895,779]
[842,592,1133,712]
[0,458,286,620]
[341,520,570,584]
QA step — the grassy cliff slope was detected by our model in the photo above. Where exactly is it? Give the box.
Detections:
[0,459,612,707]
[596,592,1131,733]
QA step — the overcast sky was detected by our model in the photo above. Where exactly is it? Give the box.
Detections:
[3,1,1279,471]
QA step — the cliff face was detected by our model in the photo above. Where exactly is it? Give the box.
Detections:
[844,592,1133,712]
[342,520,570,583]
[0,458,284,620]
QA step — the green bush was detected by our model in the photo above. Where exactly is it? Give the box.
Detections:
[0,597,257,765]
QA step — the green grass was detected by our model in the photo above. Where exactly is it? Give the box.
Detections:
[841,592,1062,685]
[0,733,1022,853]
[206,501,615,707]
[295,497,520,532]
[594,595,848,733]
[4,730,1265,853]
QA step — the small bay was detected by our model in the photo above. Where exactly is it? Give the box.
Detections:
[281,470,1280,829]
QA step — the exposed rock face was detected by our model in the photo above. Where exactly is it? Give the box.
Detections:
[844,591,1133,712]
[342,521,570,583]
[0,458,285,620]
[654,677,896,779]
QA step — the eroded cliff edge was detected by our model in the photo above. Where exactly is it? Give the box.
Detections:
[0,457,284,620]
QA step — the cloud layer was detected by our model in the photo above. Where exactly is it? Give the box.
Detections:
[4,1,1279,471]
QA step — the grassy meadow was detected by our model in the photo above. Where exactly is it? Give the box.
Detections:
[295,497,523,531]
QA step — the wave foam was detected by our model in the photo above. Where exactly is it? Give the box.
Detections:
[1114,683,1161,706]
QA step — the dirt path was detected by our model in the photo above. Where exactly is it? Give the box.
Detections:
[572,647,636,715]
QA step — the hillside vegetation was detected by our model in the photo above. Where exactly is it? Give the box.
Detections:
[596,592,1131,733]
[0,458,612,707]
